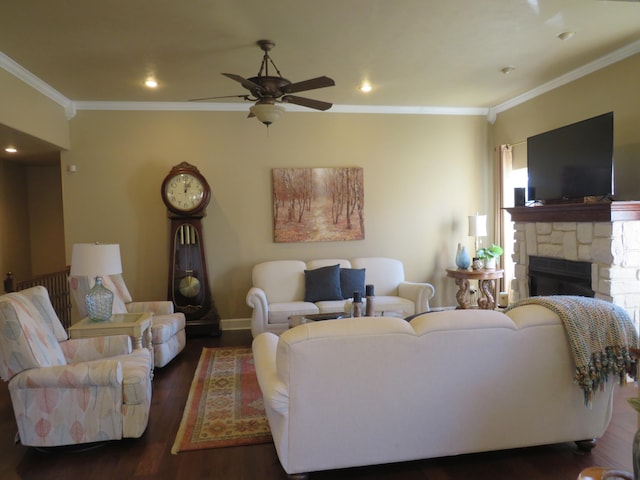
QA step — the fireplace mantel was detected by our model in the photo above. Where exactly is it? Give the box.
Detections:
[506,201,640,223]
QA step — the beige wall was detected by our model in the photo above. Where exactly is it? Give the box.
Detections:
[4,51,639,319]
[61,110,490,316]
[0,160,66,288]
[493,53,640,201]
[27,162,66,275]
[0,69,70,150]
[0,160,31,285]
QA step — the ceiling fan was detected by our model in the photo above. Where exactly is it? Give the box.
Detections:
[190,40,335,126]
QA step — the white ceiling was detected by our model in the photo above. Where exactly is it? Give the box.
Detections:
[1,0,640,158]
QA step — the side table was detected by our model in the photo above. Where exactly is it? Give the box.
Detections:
[69,312,154,369]
[445,268,504,310]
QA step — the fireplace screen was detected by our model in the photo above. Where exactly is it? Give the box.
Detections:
[529,256,594,297]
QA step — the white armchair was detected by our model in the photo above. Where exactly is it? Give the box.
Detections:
[0,286,152,447]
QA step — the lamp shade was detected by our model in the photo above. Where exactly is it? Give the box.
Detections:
[250,102,285,125]
[70,243,122,277]
[468,215,487,237]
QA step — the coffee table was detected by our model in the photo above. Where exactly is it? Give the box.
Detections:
[289,312,349,328]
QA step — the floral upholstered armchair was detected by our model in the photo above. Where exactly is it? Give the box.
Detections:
[69,274,186,368]
[0,286,152,447]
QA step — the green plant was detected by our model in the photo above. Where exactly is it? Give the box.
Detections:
[476,244,504,260]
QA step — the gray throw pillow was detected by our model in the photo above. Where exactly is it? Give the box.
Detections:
[304,264,343,302]
[340,268,366,299]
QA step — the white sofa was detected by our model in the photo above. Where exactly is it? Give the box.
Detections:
[252,305,617,479]
[246,257,435,337]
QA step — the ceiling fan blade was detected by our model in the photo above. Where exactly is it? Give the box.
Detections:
[222,73,264,92]
[282,95,333,111]
[189,94,249,102]
[282,76,335,94]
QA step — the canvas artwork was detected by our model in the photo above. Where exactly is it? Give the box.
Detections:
[272,167,364,243]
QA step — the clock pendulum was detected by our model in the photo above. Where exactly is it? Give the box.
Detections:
[161,162,220,336]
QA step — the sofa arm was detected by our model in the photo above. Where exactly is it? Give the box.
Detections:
[246,287,269,337]
[252,333,289,415]
[398,281,435,313]
[126,301,174,314]
[61,335,132,363]
[11,359,123,389]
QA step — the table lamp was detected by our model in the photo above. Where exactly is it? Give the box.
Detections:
[70,243,122,321]
[468,214,487,255]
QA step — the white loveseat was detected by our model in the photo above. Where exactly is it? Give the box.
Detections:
[253,305,618,479]
[246,257,435,337]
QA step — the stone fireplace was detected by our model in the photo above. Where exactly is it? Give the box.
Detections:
[507,202,640,329]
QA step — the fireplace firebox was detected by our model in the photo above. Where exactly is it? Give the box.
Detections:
[528,256,594,298]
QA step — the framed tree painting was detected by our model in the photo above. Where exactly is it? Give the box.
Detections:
[272,167,365,242]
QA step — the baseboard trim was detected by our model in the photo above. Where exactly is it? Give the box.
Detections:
[220,317,251,331]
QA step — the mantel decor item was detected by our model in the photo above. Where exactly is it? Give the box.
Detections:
[70,243,122,322]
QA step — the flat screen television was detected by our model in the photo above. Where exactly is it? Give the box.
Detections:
[527,112,614,203]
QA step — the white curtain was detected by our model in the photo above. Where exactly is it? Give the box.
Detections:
[494,144,513,294]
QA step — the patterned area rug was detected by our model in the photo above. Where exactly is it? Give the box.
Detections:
[171,347,272,453]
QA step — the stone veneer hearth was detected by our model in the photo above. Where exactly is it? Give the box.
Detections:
[507,202,640,329]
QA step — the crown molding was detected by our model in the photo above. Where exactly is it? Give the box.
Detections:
[0,51,76,119]
[4,38,640,124]
[488,38,640,123]
[73,101,249,112]
[73,100,488,116]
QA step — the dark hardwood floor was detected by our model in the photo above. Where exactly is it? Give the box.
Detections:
[1,329,636,480]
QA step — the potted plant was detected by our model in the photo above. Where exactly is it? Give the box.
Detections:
[477,244,504,270]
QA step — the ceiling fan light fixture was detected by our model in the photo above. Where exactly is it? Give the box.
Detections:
[250,102,285,126]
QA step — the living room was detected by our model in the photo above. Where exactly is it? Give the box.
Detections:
[1,2,640,479]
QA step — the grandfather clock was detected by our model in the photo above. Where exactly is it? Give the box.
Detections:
[161,162,220,336]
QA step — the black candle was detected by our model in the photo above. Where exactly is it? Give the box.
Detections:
[366,284,374,296]
[353,291,362,303]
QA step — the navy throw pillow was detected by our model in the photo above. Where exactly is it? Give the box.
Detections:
[304,264,343,302]
[340,268,366,299]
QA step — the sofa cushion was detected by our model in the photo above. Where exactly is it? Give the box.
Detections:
[351,257,404,296]
[0,295,67,381]
[315,300,349,314]
[304,265,343,302]
[306,259,351,270]
[11,286,68,342]
[253,260,307,303]
[339,268,366,299]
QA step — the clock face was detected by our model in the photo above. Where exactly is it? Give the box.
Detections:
[164,173,206,212]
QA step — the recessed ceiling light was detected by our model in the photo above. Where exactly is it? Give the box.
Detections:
[359,82,372,93]
[500,66,515,75]
[145,78,158,88]
[558,31,575,41]
[5,147,17,153]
